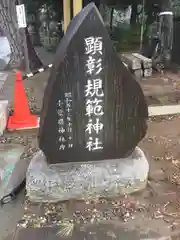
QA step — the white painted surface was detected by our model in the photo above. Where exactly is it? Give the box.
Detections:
[0,100,8,136]
[123,62,128,68]
[148,105,180,116]
[5,105,180,132]
[30,105,180,128]
[159,11,173,16]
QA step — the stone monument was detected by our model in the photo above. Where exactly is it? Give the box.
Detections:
[26,3,149,202]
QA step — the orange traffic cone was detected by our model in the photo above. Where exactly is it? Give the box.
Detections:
[7,71,38,130]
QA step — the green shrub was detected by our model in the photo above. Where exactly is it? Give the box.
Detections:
[111,24,141,52]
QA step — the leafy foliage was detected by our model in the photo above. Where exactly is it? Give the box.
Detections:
[173,0,180,16]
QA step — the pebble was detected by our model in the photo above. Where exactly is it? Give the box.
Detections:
[19,195,148,229]
[149,114,180,122]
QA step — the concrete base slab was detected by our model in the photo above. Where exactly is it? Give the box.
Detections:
[0,144,27,202]
[26,147,149,203]
[0,100,8,136]
[0,72,9,91]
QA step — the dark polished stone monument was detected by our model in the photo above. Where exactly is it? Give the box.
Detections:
[38,3,148,164]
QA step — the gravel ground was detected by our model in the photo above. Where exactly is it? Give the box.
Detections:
[9,116,180,236]
[0,115,178,240]
[1,71,180,239]
[0,191,25,240]
[0,129,38,240]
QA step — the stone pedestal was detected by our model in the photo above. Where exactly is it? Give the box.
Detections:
[26,147,149,203]
[132,69,143,81]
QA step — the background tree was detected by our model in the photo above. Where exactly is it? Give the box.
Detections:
[0,0,43,70]
[0,0,177,69]
[83,0,101,8]
[0,0,23,68]
[159,0,173,68]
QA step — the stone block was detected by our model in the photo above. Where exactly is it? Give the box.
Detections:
[120,53,141,70]
[131,69,143,81]
[123,62,128,68]
[0,100,8,136]
[143,68,152,78]
[132,53,152,69]
[26,147,149,203]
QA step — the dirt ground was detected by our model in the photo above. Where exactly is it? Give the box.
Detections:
[9,116,178,240]
[141,71,180,105]
[1,71,180,239]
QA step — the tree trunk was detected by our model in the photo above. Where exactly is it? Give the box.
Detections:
[143,11,154,43]
[159,0,173,68]
[34,13,41,46]
[130,2,138,26]
[94,0,100,9]
[25,28,43,71]
[110,7,114,33]
[0,0,43,72]
[0,0,23,69]
[83,0,100,8]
